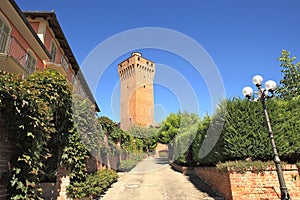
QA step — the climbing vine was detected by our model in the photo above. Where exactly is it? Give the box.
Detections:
[0,69,90,199]
[0,70,54,199]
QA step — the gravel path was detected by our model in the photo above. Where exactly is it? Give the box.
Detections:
[101,157,224,200]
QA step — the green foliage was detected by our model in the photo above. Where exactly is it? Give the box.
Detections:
[276,50,300,99]
[0,70,54,199]
[158,112,181,144]
[0,69,91,199]
[73,95,104,153]
[61,131,89,182]
[71,95,105,181]
[118,159,139,172]
[192,97,300,165]
[125,125,159,154]
[222,99,270,161]
[268,97,300,162]
[67,169,118,199]
[217,160,280,174]
[98,116,119,143]
[158,111,200,164]
[26,69,73,182]
[191,115,211,163]
[158,151,168,157]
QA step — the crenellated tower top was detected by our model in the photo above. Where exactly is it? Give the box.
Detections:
[118,52,155,83]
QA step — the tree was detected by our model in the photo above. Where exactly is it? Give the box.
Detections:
[158,113,181,144]
[158,111,200,163]
[125,125,159,154]
[277,49,300,99]
[98,116,119,143]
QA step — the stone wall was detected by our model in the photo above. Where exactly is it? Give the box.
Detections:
[194,164,300,200]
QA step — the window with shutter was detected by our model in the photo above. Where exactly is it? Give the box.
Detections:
[50,41,57,62]
[0,15,11,53]
[25,51,36,75]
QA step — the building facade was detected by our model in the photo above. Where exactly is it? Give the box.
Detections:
[0,0,49,76]
[0,0,99,110]
[0,0,99,198]
[118,52,155,130]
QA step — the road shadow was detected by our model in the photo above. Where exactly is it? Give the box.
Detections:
[169,163,224,200]
[187,172,225,200]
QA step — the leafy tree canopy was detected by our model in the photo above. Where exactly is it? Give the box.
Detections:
[277,49,300,99]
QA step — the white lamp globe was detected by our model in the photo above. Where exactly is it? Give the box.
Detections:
[252,75,263,86]
[242,86,253,97]
[265,80,277,91]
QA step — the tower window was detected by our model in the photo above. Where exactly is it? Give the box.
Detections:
[138,57,140,61]
[143,85,146,88]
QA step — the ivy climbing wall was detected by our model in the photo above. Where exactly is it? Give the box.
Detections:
[0,115,14,199]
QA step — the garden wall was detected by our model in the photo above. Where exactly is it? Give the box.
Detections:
[194,165,300,200]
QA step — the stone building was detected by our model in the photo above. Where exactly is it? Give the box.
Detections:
[118,52,155,130]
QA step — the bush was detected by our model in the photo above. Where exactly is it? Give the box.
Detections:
[67,169,118,199]
[217,160,280,174]
[118,159,139,172]
[192,97,300,165]
[159,151,168,157]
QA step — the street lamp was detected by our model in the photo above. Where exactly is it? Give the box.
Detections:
[242,75,291,200]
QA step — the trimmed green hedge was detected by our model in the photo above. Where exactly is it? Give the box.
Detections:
[67,169,118,199]
[192,97,300,165]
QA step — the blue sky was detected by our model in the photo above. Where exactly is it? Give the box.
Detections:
[16,0,300,123]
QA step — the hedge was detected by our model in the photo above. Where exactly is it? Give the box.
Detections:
[67,169,118,199]
[192,97,300,165]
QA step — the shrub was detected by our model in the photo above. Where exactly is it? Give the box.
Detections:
[159,151,168,157]
[67,169,118,199]
[192,97,300,165]
[217,160,279,174]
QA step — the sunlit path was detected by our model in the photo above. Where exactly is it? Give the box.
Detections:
[101,157,223,200]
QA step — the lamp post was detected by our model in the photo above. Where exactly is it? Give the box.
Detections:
[242,75,291,200]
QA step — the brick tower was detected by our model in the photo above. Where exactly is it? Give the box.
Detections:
[118,52,155,130]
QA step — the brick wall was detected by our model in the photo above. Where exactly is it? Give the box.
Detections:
[194,165,300,200]
[118,53,155,130]
[194,167,232,200]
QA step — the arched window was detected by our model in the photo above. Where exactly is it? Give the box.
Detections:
[25,50,36,75]
[0,14,11,53]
